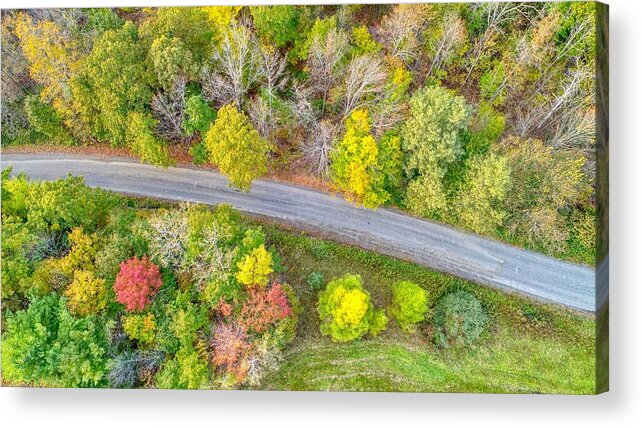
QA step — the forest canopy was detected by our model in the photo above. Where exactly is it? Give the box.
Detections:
[1,3,596,262]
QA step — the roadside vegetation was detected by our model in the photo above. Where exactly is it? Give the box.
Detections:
[1,4,596,264]
[1,173,595,393]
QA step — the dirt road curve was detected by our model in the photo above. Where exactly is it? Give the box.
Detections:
[2,154,595,312]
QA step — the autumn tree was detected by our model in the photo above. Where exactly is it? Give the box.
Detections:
[403,85,470,177]
[379,4,429,64]
[210,322,252,383]
[301,120,338,177]
[182,93,216,137]
[306,21,348,111]
[2,294,109,387]
[240,283,292,333]
[65,269,108,316]
[331,109,387,208]
[114,256,163,312]
[139,6,213,64]
[148,35,199,90]
[235,244,274,287]
[500,136,587,250]
[204,104,271,191]
[342,55,387,118]
[150,76,187,144]
[426,12,467,79]
[350,25,381,56]
[402,85,470,216]
[317,273,388,342]
[122,313,156,345]
[13,13,80,130]
[456,153,511,235]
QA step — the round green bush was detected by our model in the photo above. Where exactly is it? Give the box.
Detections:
[390,280,428,332]
[306,271,324,291]
[433,290,488,348]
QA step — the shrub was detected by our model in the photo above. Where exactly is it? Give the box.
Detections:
[369,309,389,337]
[122,313,156,345]
[235,244,273,287]
[306,271,325,291]
[390,280,428,332]
[65,270,108,316]
[433,290,488,348]
[114,256,163,312]
[188,141,209,165]
[317,273,385,342]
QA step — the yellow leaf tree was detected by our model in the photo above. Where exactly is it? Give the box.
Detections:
[330,109,389,208]
[205,104,271,191]
[235,244,274,287]
[65,270,108,316]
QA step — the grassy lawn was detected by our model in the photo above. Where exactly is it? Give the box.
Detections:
[258,223,596,394]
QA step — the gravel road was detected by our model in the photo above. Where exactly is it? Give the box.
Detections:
[2,154,595,312]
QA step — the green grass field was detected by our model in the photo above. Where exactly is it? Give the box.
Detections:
[258,223,595,394]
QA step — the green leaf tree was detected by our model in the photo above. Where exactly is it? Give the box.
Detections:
[126,111,174,168]
[149,35,199,90]
[402,85,470,177]
[72,21,152,146]
[250,5,301,48]
[456,152,511,235]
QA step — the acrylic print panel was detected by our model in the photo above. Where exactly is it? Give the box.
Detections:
[0,2,608,394]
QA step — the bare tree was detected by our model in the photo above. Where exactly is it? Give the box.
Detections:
[146,205,190,270]
[307,27,348,112]
[537,67,592,128]
[248,95,273,140]
[463,2,537,84]
[301,120,338,177]
[371,96,406,138]
[550,107,594,175]
[258,48,288,105]
[151,75,187,144]
[190,225,233,289]
[427,13,466,78]
[251,48,288,139]
[379,4,429,64]
[342,55,387,118]
[202,24,259,109]
[289,83,318,128]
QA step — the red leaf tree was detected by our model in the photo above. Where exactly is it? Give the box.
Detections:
[210,322,251,381]
[114,256,163,312]
[240,283,292,333]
